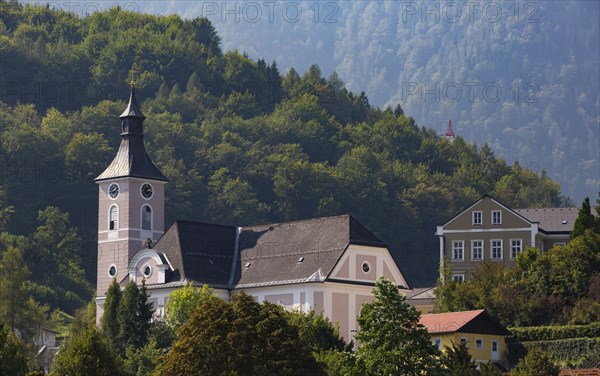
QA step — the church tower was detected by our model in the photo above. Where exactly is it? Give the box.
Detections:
[95,76,167,318]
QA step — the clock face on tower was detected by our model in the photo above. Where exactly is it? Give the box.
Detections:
[108,183,119,199]
[141,183,153,199]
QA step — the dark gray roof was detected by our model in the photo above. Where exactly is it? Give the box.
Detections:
[120,87,145,118]
[515,207,579,233]
[234,215,382,287]
[153,215,386,289]
[95,136,168,181]
[155,221,237,288]
[95,88,167,182]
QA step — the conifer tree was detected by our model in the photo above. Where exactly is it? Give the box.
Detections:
[573,197,594,238]
[156,82,169,99]
[0,322,29,376]
[186,72,202,94]
[136,280,153,345]
[116,280,154,352]
[100,278,121,342]
[117,281,139,351]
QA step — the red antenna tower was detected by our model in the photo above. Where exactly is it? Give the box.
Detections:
[445,119,455,138]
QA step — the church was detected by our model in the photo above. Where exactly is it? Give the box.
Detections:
[95,85,411,341]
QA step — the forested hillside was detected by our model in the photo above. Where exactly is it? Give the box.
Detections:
[0,3,569,319]
[145,0,599,203]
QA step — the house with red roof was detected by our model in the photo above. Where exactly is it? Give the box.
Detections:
[419,309,511,368]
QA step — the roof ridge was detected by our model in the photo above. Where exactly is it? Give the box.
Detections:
[175,219,237,229]
[243,214,351,230]
[420,308,485,317]
[515,207,579,210]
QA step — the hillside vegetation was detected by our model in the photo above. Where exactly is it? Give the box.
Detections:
[148,0,599,202]
[0,3,569,313]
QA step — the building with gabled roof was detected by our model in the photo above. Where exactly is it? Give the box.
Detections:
[95,86,410,341]
[419,309,511,368]
[436,195,578,281]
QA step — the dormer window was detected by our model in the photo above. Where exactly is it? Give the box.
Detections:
[109,205,118,230]
[143,264,152,278]
[492,210,502,225]
[472,211,482,226]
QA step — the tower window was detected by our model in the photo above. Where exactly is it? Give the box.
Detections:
[141,205,152,231]
[108,265,117,278]
[109,205,118,230]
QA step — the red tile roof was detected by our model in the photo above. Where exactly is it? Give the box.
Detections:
[419,309,485,334]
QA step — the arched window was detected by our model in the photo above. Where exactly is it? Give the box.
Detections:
[109,205,118,230]
[141,205,152,231]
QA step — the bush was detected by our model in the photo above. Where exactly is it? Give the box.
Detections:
[509,338,600,368]
[509,323,600,341]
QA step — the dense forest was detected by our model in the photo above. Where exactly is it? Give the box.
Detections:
[148,0,599,203]
[0,2,571,321]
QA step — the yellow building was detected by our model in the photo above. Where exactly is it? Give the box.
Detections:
[419,309,511,370]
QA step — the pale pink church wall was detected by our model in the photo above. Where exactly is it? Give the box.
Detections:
[97,239,144,297]
[355,294,373,316]
[265,293,293,308]
[314,291,324,313]
[334,258,350,278]
[135,256,161,285]
[356,255,376,280]
[332,292,349,341]
[383,262,395,282]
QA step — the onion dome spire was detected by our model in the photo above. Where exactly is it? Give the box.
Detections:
[95,66,167,182]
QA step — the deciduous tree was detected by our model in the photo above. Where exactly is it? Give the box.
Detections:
[350,277,443,375]
[510,348,559,376]
[164,282,212,329]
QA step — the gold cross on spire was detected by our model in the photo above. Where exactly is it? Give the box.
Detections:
[129,64,138,87]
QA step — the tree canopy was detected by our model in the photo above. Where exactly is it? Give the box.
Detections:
[155,292,324,376]
[349,277,443,375]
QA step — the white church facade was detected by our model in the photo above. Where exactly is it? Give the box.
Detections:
[95,86,411,341]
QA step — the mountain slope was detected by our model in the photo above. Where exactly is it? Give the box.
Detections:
[142,0,599,202]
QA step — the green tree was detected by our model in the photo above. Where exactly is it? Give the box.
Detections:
[164,282,212,329]
[510,348,559,376]
[50,326,125,376]
[286,310,351,352]
[479,362,503,376]
[155,293,324,376]
[27,206,92,314]
[0,247,47,342]
[442,341,478,376]
[350,277,442,375]
[569,273,600,324]
[101,278,122,342]
[0,186,14,232]
[230,294,324,376]
[572,197,594,238]
[116,281,153,352]
[68,301,96,340]
[154,294,233,375]
[136,280,154,343]
[124,341,161,376]
[0,322,30,376]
